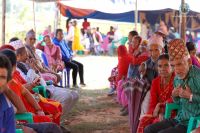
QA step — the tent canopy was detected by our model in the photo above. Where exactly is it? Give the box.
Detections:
[57,0,200,30]
[58,2,135,22]
[59,0,200,13]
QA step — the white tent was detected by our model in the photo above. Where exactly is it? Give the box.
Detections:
[60,0,200,13]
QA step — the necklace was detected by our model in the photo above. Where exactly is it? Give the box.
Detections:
[160,74,172,89]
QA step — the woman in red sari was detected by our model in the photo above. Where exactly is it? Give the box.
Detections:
[117,45,132,109]
[1,49,62,125]
[129,36,149,65]
[7,79,52,123]
[12,70,62,125]
[137,54,174,133]
[119,36,148,81]
[117,45,132,81]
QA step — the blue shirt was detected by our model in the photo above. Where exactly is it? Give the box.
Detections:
[145,58,158,83]
[127,64,140,79]
[0,94,15,133]
[52,38,73,62]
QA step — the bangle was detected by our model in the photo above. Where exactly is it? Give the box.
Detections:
[189,94,193,102]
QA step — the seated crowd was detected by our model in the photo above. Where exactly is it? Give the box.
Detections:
[1,21,200,133]
[108,25,200,132]
[0,28,88,133]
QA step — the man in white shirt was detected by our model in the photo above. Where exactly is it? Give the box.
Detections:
[66,20,74,50]
[108,26,122,56]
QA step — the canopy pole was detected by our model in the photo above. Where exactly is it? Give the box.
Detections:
[54,2,59,31]
[58,7,61,28]
[2,0,6,45]
[179,12,182,37]
[134,0,138,31]
[181,0,186,41]
[32,0,36,32]
[179,0,187,41]
[54,2,58,31]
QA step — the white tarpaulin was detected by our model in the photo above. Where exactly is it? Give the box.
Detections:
[60,0,200,13]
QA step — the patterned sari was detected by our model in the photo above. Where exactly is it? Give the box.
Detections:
[137,73,175,133]
[124,77,151,133]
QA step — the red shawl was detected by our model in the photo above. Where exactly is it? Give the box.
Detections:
[117,45,132,81]
[148,73,175,114]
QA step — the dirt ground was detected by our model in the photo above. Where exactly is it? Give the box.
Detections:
[62,56,130,133]
[64,89,129,133]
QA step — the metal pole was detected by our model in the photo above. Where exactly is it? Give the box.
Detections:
[54,2,59,31]
[33,0,36,32]
[134,0,138,31]
[181,0,186,41]
[2,0,6,45]
[179,12,182,36]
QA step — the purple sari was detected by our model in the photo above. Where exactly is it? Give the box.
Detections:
[124,78,150,133]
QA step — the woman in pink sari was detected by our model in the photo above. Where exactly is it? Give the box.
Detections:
[43,35,64,72]
[116,45,133,115]
[137,54,174,133]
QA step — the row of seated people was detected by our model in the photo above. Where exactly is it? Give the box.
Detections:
[0,49,70,133]
[30,28,86,88]
[0,29,88,133]
[108,29,200,133]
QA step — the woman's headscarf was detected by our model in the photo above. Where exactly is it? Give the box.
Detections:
[118,45,128,57]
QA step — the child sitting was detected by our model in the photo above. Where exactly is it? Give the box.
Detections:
[107,66,118,96]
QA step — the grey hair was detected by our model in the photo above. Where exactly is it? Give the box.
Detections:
[147,43,163,52]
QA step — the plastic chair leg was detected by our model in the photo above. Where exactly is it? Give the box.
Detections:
[60,79,63,87]
[64,70,67,87]
[67,68,70,87]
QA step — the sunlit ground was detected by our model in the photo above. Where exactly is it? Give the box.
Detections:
[72,55,118,90]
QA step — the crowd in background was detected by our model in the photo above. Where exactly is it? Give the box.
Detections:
[37,18,200,58]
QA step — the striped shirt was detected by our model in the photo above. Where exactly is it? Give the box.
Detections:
[173,66,200,125]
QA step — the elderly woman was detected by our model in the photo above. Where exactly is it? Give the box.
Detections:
[25,29,61,84]
[137,54,175,133]
[43,35,64,72]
